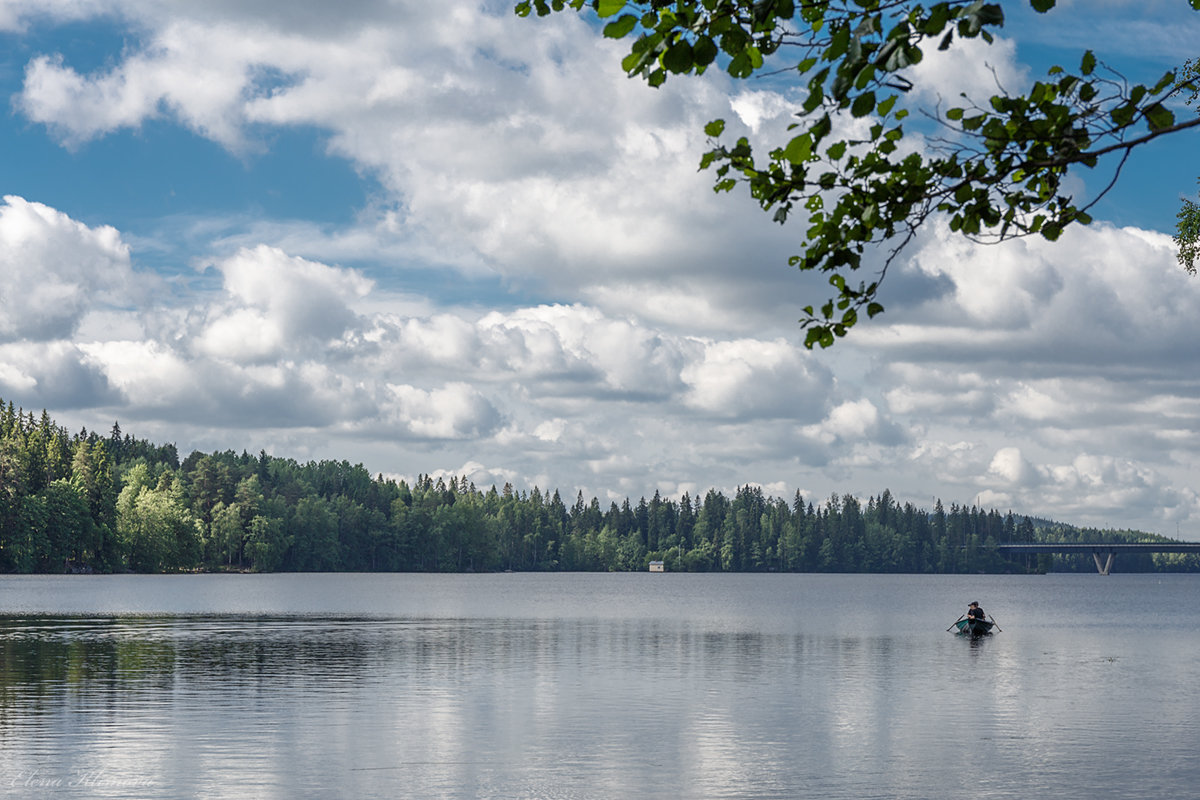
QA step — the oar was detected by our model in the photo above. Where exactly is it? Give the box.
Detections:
[946,614,965,632]
[989,616,1003,633]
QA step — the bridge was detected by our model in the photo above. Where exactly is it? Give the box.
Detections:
[995,543,1200,575]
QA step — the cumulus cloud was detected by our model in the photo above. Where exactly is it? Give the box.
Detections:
[11,0,805,334]
[979,448,1200,527]
[16,15,313,150]
[847,218,1200,528]
[866,221,1200,370]
[907,35,1028,109]
[0,0,114,32]
[987,447,1039,488]
[374,382,501,440]
[5,5,1200,532]
[682,338,831,420]
[0,341,117,408]
[79,339,198,408]
[0,195,142,342]
[197,245,372,363]
[477,305,694,399]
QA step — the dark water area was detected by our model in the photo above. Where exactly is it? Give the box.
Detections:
[0,573,1197,799]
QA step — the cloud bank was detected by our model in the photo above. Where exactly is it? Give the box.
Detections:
[2,1,1198,533]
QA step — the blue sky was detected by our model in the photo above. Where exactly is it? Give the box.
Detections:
[1,0,1199,536]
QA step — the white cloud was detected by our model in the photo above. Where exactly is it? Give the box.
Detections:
[868,221,1200,369]
[0,195,142,342]
[4,5,1200,534]
[980,449,1200,527]
[987,447,1039,488]
[907,35,1028,108]
[376,382,501,440]
[825,399,882,440]
[11,0,803,333]
[0,341,116,407]
[0,0,113,32]
[79,339,196,408]
[478,305,694,398]
[197,245,372,363]
[682,338,830,420]
[729,90,794,134]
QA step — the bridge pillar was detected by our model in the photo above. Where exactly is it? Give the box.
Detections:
[1092,551,1115,575]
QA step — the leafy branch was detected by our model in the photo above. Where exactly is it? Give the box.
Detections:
[517,0,1200,347]
[1174,57,1200,275]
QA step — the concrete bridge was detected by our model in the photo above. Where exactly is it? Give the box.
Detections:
[995,543,1200,575]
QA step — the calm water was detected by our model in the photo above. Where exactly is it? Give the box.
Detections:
[1,573,1198,799]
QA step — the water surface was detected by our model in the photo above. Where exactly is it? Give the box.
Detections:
[1,573,1196,799]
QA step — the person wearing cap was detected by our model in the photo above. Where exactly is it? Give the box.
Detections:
[966,601,986,622]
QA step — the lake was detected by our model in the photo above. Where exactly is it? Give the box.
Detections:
[1,572,1197,799]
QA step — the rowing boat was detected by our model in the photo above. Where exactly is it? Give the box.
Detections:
[953,618,994,636]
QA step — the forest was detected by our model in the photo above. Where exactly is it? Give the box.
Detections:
[1,398,1194,574]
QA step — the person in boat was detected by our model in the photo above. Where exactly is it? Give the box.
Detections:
[966,602,986,622]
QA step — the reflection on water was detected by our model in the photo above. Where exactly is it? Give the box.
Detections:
[1,574,1200,799]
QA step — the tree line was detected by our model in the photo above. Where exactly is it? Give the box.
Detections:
[0,399,1193,574]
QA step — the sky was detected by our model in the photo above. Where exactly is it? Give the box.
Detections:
[1,0,1198,537]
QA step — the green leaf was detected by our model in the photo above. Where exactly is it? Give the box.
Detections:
[1110,102,1136,127]
[811,114,833,142]
[1080,50,1096,76]
[662,39,694,73]
[851,91,876,118]
[603,14,637,38]
[1143,102,1174,131]
[1151,70,1177,95]
[782,134,813,164]
[728,50,753,79]
[827,23,850,60]
[693,36,719,67]
[596,0,624,18]
[1030,0,1056,12]
[704,119,726,138]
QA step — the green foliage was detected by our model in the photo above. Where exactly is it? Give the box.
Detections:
[515,1,1200,347]
[1178,193,1200,275]
[0,398,1192,574]
[1175,59,1200,275]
